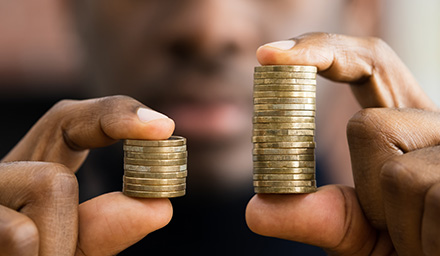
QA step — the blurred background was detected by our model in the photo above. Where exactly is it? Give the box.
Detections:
[1,0,438,182]
[0,1,438,100]
[0,0,439,255]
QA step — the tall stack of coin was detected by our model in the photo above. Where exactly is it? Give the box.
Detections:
[253,65,317,194]
[122,136,187,198]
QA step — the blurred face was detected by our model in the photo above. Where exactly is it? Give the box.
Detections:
[74,0,341,191]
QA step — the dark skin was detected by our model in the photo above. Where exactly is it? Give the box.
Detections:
[1,33,439,255]
[0,96,175,255]
[246,33,440,255]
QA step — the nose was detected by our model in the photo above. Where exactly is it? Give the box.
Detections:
[162,0,258,68]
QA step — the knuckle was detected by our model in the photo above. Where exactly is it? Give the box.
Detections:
[31,162,78,199]
[366,36,391,55]
[50,99,78,115]
[99,95,137,106]
[42,99,79,127]
[425,183,440,210]
[380,158,406,188]
[298,31,331,39]
[347,108,401,141]
[294,32,336,45]
[347,108,386,141]
[0,216,38,253]
[380,157,420,194]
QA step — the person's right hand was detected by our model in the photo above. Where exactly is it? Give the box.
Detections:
[246,33,440,255]
[0,96,175,256]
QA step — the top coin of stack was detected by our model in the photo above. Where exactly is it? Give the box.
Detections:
[122,136,187,198]
[253,65,317,194]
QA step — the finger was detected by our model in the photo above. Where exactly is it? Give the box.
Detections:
[422,183,440,256]
[256,33,437,110]
[380,146,440,255]
[245,185,390,255]
[3,95,175,171]
[0,205,38,256]
[347,108,440,229]
[0,162,78,256]
[76,192,172,256]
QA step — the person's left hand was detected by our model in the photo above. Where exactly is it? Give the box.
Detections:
[247,108,440,255]
[246,33,440,255]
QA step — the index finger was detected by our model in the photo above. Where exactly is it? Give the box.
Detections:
[3,95,175,171]
[257,33,437,110]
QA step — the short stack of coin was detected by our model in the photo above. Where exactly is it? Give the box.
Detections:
[253,65,317,194]
[122,136,187,198]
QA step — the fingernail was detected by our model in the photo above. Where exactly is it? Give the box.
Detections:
[264,40,296,50]
[137,107,169,123]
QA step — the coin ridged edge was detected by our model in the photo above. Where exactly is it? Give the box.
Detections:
[254,65,317,73]
[124,136,186,147]
[123,145,187,153]
[123,189,186,198]
[254,186,317,194]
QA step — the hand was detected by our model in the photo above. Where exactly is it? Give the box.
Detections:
[246,33,440,255]
[0,95,175,255]
[255,33,437,110]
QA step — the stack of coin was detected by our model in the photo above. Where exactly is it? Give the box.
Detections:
[253,65,317,194]
[122,136,187,198]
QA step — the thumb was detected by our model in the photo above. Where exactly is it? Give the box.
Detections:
[245,185,379,255]
[3,95,175,171]
[76,192,172,256]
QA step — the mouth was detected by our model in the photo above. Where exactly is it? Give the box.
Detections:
[161,98,252,141]
[140,66,254,142]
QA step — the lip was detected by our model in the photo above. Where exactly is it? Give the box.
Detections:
[140,68,254,140]
[162,99,252,141]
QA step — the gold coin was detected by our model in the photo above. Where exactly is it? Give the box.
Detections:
[254,65,317,73]
[253,123,315,129]
[124,164,186,172]
[253,110,315,117]
[253,148,314,155]
[254,72,316,79]
[254,180,316,187]
[254,84,316,92]
[254,104,315,111]
[253,142,316,149]
[123,183,186,192]
[124,136,186,147]
[253,91,316,98]
[254,79,317,85]
[253,167,315,174]
[123,189,185,198]
[254,186,317,194]
[252,135,314,143]
[253,129,314,136]
[123,145,187,153]
[253,97,315,104]
[253,173,315,180]
[253,161,315,168]
[124,151,187,160]
[253,116,315,123]
[124,170,187,178]
[123,176,186,185]
[253,154,314,161]
[124,158,187,166]
[253,141,316,148]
